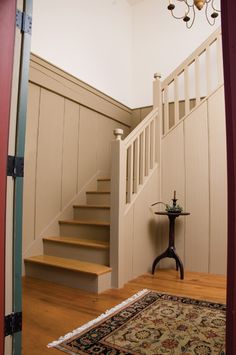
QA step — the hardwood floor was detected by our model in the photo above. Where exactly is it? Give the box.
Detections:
[22,269,226,355]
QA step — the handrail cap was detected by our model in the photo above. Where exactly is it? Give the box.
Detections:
[154,72,162,79]
[113,128,124,140]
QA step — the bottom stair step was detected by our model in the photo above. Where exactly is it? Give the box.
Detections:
[24,255,112,293]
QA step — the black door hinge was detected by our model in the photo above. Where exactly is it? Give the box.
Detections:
[5,312,22,337]
[16,9,32,35]
[7,156,24,178]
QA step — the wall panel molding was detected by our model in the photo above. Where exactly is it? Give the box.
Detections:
[29,53,132,127]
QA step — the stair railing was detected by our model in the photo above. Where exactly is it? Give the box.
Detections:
[162,27,223,136]
[110,75,162,288]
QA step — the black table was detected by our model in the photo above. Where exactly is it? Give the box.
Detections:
[152,211,190,279]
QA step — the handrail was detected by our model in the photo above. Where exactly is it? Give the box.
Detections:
[161,27,223,136]
[162,28,221,88]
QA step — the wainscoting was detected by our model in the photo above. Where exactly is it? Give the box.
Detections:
[23,54,131,259]
[160,86,227,275]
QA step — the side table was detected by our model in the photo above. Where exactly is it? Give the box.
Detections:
[152,211,190,279]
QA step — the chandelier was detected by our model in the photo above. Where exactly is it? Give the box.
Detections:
[167,0,220,29]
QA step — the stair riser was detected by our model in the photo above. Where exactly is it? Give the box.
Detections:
[86,193,110,205]
[97,180,111,191]
[74,207,110,222]
[25,263,111,293]
[44,242,109,266]
[59,224,110,241]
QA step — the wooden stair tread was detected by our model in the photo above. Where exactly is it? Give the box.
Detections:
[86,191,110,194]
[59,219,110,226]
[43,236,109,249]
[24,255,112,275]
[73,204,110,209]
[97,178,110,181]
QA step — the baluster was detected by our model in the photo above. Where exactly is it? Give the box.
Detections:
[133,137,140,193]
[145,125,150,176]
[139,131,145,184]
[164,86,169,134]
[206,46,211,95]
[195,56,200,105]
[184,67,190,116]
[127,144,133,203]
[217,34,224,85]
[150,119,155,169]
[174,77,179,125]
[153,73,162,165]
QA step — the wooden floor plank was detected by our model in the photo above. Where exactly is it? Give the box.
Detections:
[22,269,226,355]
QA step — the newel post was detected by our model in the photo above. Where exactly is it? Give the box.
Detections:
[110,128,126,288]
[153,72,162,109]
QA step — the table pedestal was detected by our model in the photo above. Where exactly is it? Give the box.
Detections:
[152,212,189,280]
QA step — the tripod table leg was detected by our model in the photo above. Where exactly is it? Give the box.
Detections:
[173,250,184,279]
[152,249,169,275]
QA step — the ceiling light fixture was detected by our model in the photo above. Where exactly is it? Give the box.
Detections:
[167,0,220,29]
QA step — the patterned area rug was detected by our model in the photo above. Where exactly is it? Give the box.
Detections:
[48,289,226,354]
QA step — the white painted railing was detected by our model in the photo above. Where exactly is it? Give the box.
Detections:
[115,108,158,205]
[162,27,223,136]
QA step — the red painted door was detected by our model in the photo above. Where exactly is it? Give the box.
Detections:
[221,0,236,353]
[0,0,17,352]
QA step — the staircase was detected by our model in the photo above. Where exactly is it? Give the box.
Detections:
[24,178,112,293]
[24,27,224,293]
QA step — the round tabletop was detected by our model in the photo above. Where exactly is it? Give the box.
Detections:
[155,211,190,216]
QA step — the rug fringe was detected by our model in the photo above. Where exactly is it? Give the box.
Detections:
[47,288,149,348]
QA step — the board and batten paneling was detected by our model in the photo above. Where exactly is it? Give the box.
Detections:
[77,107,100,191]
[62,100,80,207]
[29,54,132,127]
[23,83,40,252]
[161,123,185,268]
[23,54,131,257]
[132,169,160,278]
[185,102,210,272]
[35,89,64,237]
[161,85,227,275]
[208,86,227,274]
[131,106,153,130]
[121,169,160,285]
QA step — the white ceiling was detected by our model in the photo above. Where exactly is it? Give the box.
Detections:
[126,0,144,6]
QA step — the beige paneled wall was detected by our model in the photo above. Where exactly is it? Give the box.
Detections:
[121,169,161,284]
[185,102,210,272]
[23,54,131,256]
[131,106,153,129]
[160,85,227,275]
[161,124,185,268]
[208,88,227,274]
